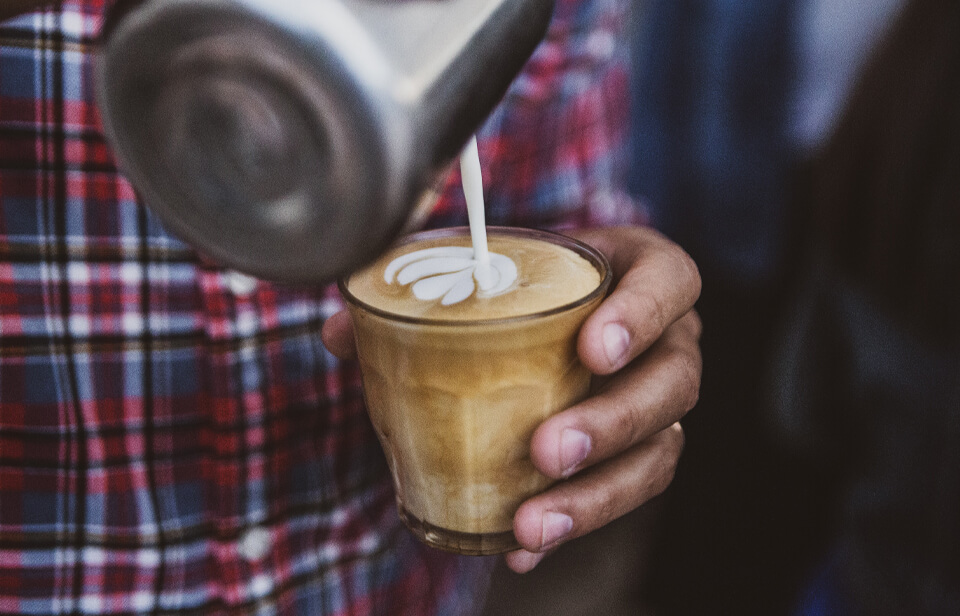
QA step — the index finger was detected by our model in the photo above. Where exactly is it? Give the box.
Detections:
[567,227,701,375]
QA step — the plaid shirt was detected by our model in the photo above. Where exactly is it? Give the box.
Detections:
[0,1,639,615]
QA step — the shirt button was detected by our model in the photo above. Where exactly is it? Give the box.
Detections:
[227,271,258,297]
[238,527,272,562]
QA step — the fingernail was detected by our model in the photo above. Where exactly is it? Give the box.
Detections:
[560,428,591,477]
[541,511,573,549]
[602,323,630,368]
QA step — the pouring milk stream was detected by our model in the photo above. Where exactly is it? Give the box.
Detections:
[383,136,518,305]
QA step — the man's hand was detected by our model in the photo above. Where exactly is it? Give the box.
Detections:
[503,226,701,572]
[321,226,702,573]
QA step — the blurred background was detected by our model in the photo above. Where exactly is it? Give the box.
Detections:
[483,0,960,614]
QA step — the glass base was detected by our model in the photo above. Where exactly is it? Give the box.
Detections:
[398,506,520,556]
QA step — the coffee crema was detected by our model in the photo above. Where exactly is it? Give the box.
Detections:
[348,233,601,321]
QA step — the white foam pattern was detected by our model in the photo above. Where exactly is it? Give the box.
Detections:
[384,246,518,306]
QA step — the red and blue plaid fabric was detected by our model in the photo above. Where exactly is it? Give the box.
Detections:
[0,1,639,614]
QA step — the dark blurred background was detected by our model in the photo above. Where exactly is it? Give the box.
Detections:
[483,0,960,614]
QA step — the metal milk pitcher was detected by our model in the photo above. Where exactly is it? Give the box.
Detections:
[97,0,555,282]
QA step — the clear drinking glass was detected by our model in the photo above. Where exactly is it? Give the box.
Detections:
[339,227,611,555]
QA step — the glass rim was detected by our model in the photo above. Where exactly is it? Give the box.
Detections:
[338,226,612,327]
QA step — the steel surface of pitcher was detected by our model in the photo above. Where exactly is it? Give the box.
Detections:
[97,0,554,282]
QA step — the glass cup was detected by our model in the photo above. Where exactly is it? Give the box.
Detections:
[339,227,611,555]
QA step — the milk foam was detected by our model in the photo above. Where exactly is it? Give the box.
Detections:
[382,135,518,306]
[384,246,518,305]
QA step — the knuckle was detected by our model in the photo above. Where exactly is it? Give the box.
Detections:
[649,459,676,500]
[662,350,700,415]
[651,425,685,497]
[673,247,702,301]
[669,422,686,457]
[676,354,702,413]
[614,395,649,451]
[687,383,701,414]
[686,310,704,341]
[632,292,669,349]
[560,483,618,534]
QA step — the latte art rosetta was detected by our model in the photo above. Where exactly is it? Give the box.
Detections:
[384,246,518,306]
